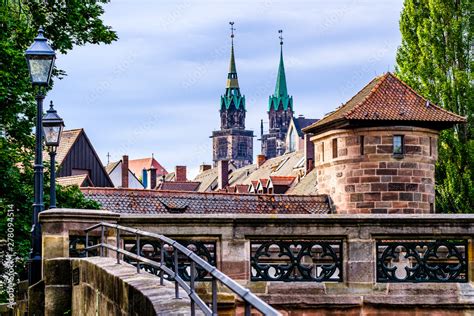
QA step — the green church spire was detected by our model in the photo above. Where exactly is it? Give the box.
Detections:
[269,30,293,111]
[274,34,288,97]
[221,22,245,110]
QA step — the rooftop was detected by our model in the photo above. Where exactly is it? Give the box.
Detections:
[304,72,466,134]
[81,188,331,215]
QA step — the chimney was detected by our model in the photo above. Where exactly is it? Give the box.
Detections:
[217,160,229,190]
[149,165,157,189]
[175,165,187,182]
[199,164,212,173]
[142,168,148,189]
[304,133,315,173]
[257,154,266,168]
[121,155,129,188]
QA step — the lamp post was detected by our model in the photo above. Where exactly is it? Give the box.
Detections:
[25,27,56,285]
[43,101,65,209]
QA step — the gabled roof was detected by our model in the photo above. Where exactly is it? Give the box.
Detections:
[235,184,250,193]
[286,169,319,195]
[105,161,120,174]
[81,188,331,215]
[269,175,296,187]
[43,129,82,165]
[129,157,168,179]
[304,73,466,134]
[57,174,94,187]
[242,151,304,185]
[156,181,200,192]
[292,117,318,137]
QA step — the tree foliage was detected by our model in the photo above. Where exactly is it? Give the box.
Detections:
[395,0,473,213]
[0,0,115,301]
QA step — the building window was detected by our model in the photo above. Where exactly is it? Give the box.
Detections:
[218,138,227,158]
[238,141,247,158]
[321,142,325,162]
[332,138,338,159]
[393,135,404,156]
[360,135,364,155]
[429,137,432,156]
[288,128,296,152]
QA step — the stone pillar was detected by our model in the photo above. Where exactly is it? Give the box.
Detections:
[39,208,120,261]
[219,238,249,280]
[345,232,375,292]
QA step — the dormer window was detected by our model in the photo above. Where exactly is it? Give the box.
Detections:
[393,135,404,157]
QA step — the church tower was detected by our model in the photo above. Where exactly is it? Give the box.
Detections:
[212,22,254,169]
[261,30,294,158]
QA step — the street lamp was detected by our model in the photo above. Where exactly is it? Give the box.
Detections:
[43,101,65,209]
[25,27,56,285]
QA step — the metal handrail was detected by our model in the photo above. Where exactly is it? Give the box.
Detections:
[85,222,280,316]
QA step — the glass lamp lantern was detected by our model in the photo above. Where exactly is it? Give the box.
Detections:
[25,28,56,86]
[42,101,64,150]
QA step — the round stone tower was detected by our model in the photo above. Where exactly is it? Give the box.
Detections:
[303,73,466,214]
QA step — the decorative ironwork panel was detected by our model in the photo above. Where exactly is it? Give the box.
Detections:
[376,239,468,283]
[124,239,216,281]
[69,236,98,257]
[250,240,343,282]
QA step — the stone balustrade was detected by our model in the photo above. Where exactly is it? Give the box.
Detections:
[40,209,474,314]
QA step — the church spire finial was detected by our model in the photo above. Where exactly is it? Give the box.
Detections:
[274,29,288,98]
[230,21,235,43]
[226,21,239,89]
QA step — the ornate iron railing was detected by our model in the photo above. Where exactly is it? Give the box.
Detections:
[85,222,280,316]
[69,236,97,257]
[123,239,216,281]
[250,240,343,282]
[376,239,468,283]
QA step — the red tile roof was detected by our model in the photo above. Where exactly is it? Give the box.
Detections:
[156,181,200,192]
[235,184,250,193]
[304,73,466,134]
[81,188,331,215]
[269,176,296,187]
[128,158,168,178]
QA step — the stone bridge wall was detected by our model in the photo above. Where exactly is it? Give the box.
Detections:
[39,209,474,315]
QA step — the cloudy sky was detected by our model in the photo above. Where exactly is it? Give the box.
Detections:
[48,0,404,178]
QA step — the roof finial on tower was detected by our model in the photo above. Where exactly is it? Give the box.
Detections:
[229,21,235,44]
[278,29,283,46]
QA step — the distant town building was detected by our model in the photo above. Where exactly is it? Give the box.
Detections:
[106,155,144,189]
[211,23,254,168]
[46,129,113,187]
[128,156,168,189]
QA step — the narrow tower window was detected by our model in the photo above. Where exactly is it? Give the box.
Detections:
[429,137,432,156]
[393,135,404,156]
[360,135,365,155]
[332,138,338,159]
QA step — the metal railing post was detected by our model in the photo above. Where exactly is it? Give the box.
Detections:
[245,302,251,316]
[174,247,180,299]
[100,225,104,257]
[136,234,141,273]
[212,277,217,315]
[190,261,196,316]
[116,227,120,264]
[85,231,89,258]
[160,241,165,286]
